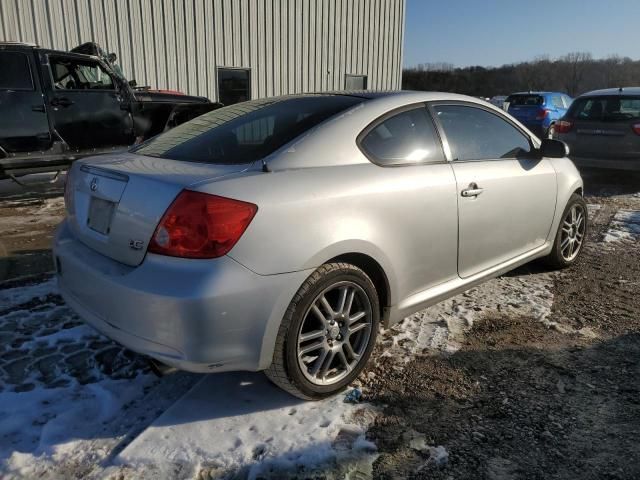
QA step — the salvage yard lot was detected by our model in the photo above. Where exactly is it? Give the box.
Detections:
[0,170,639,479]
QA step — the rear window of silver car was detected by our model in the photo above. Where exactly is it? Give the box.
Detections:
[568,96,640,122]
[133,95,364,164]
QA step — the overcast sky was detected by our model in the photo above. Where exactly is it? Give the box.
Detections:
[403,0,640,68]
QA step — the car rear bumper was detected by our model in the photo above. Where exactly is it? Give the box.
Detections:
[53,220,309,372]
[569,156,640,171]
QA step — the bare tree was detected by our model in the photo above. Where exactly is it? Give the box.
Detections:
[558,52,593,96]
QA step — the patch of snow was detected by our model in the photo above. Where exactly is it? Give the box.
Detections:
[1,376,156,478]
[112,373,378,479]
[0,276,58,308]
[587,203,601,213]
[381,270,555,359]
[603,209,640,243]
[0,247,563,478]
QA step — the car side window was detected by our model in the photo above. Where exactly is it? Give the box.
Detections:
[50,57,115,91]
[360,107,444,166]
[552,95,565,109]
[433,105,532,162]
[0,52,34,90]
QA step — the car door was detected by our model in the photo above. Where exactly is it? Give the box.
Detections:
[46,53,134,149]
[358,104,459,297]
[0,48,51,152]
[431,103,557,279]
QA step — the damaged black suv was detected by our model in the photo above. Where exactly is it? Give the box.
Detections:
[0,41,220,181]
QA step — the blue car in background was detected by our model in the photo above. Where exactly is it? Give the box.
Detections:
[505,92,573,138]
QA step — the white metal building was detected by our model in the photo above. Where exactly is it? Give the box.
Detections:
[0,0,405,103]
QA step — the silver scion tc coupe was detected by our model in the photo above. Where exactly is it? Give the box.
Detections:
[54,91,586,399]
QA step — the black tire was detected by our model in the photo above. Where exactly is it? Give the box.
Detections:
[544,193,588,269]
[264,262,380,400]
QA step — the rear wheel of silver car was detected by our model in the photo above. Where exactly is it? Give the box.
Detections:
[265,263,380,400]
[544,193,588,269]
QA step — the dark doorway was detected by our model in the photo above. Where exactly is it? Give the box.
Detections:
[217,68,251,106]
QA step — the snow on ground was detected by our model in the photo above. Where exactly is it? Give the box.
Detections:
[109,374,378,480]
[0,233,571,478]
[0,276,58,307]
[603,209,640,243]
[0,196,65,224]
[0,263,559,479]
[104,264,558,479]
[380,269,555,360]
[0,279,165,479]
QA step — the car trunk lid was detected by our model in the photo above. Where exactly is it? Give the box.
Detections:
[565,95,640,158]
[569,119,639,158]
[66,152,252,266]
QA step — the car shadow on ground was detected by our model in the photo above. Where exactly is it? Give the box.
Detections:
[579,168,640,197]
[502,258,553,278]
[151,372,303,426]
[0,249,54,283]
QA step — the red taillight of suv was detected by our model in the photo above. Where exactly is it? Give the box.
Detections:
[632,123,640,136]
[555,120,573,134]
[535,108,550,120]
[148,190,258,259]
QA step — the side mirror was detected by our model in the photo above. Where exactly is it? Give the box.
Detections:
[128,79,137,88]
[540,138,569,158]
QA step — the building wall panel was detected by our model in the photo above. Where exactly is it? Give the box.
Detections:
[0,0,404,100]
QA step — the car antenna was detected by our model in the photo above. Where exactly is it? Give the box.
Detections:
[261,158,271,173]
[619,87,624,93]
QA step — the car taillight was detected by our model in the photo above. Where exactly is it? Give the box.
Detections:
[536,108,550,120]
[555,120,573,134]
[632,123,640,135]
[148,190,257,259]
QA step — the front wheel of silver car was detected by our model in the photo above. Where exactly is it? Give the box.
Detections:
[265,263,380,400]
[544,193,588,269]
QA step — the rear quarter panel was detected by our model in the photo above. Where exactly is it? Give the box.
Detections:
[191,161,459,309]
[547,156,584,240]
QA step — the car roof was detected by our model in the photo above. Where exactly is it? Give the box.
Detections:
[0,41,38,48]
[580,87,640,97]
[508,91,564,96]
[308,90,489,104]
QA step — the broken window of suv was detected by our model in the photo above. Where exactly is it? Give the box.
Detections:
[50,57,115,90]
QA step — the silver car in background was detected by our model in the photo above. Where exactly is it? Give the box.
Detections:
[554,87,640,170]
[54,91,586,399]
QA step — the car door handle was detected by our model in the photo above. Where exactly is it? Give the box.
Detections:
[461,183,484,197]
[31,104,46,112]
[50,97,74,108]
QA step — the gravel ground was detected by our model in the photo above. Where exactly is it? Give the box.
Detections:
[365,169,640,480]
[0,168,639,479]
[0,175,65,282]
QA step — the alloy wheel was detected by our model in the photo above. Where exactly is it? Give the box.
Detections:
[296,281,373,386]
[560,203,586,261]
